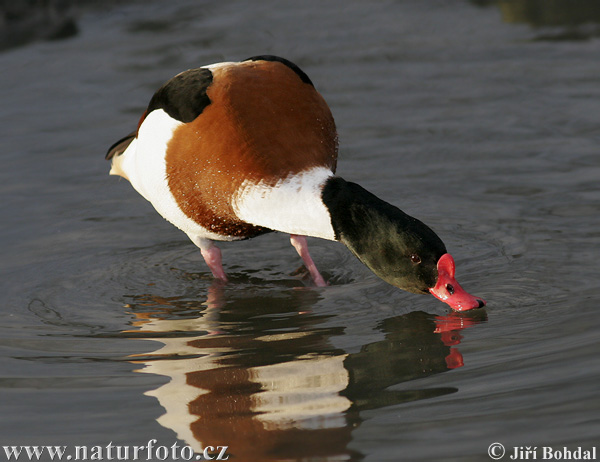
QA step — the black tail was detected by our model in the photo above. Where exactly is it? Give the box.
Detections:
[105,132,136,160]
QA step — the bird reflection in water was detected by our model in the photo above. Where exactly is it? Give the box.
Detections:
[124,281,485,461]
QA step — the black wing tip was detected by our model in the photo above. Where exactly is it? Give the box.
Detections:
[105,132,136,160]
[244,55,314,86]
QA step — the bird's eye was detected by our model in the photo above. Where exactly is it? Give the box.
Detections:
[410,254,421,264]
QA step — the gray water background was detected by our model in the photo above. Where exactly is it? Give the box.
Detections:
[1,1,599,461]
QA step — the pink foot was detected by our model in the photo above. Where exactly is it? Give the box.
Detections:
[200,244,228,282]
[290,235,327,287]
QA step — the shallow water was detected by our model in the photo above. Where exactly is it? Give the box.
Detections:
[1,1,599,461]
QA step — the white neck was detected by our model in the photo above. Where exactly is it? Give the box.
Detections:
[232,167,336,241]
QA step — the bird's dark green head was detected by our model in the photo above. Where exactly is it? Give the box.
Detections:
[322,177,446,294]
[348,206,447,294]
[322,177,486,310]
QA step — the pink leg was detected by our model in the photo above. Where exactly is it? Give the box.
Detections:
[200,244,228,282]
[290,234,327,287]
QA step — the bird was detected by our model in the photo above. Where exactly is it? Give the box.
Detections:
[106,55,485,311]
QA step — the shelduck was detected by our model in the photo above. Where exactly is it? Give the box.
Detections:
[107,55,485,311]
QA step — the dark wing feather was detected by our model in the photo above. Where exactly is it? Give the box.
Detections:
[146,68,213,123]
[105,67,214,161]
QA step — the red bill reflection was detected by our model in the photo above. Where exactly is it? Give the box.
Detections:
[434,310,487,369]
